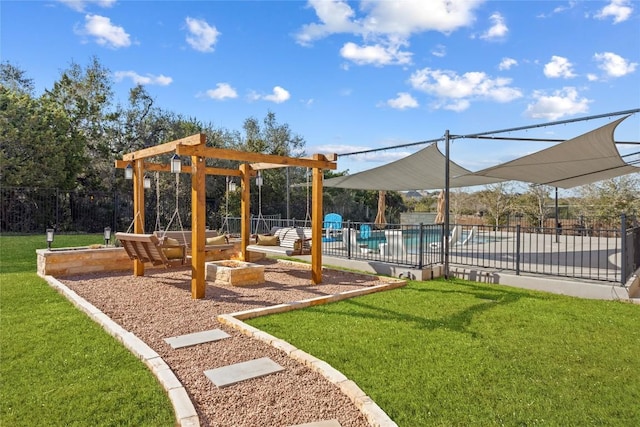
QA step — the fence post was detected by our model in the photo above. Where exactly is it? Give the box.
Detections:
[621,213,627,286]
[418,223,424,269]
[516,224,521,275]
[346,221,352,259]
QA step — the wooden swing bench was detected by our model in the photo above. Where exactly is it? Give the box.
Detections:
[116,232,188,268]
[246,227,313,256]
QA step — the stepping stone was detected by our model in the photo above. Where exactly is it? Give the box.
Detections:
[164,329,230,349]
[289,420,341,427]
[204,357,285,388]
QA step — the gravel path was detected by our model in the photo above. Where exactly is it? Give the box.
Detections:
[59,259,383,427]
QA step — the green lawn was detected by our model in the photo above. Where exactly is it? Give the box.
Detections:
[0,234,175,426]
[248,278,640,426]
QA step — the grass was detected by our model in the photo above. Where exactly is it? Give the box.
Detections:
[0,234,175,426]
[248,278,640,426]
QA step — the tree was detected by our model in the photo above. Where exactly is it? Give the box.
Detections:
[238,111,307,217]
[515,184,553,227]
[476,182,517,227]
[0,61,35,95]
[43,57,116,191]
[0,86,84,189]
[576,176,640,221]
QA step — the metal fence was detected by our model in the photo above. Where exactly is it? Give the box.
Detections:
[3,187,638,285]
[320,217,639,285]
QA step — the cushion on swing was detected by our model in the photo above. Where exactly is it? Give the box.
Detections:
[206,235,228,246]
[162,237,184,259]
[256,234,279,246]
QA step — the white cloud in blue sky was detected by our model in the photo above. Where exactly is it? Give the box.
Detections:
[185,17,220,53]
[114,71,172,86]
[75,14,130,48]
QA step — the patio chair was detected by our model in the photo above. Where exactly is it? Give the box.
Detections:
[323,213,343,238]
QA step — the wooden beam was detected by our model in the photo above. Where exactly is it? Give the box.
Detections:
[240,164,251,262]
[311,157,323,284]
[191,155,207,299]
[115,159,244,177]
[250,153,337,170]
[176,145,337,170]
[122,134,205,161]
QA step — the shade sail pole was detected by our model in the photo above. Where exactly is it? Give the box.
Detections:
[444,130,450,279]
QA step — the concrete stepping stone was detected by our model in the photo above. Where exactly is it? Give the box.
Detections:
[164,329,230,349]
[204,357,285,388]
[290,420,342,427]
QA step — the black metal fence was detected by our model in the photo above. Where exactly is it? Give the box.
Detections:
[3,187,638,285]
[320,218,639,285]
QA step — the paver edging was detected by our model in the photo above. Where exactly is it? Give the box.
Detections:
[43,275,200,427]
[218,277,404,427]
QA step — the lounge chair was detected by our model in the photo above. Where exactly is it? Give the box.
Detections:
[383,229,405,257]
[461,226,478,245]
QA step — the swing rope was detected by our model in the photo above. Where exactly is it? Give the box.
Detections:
[221,176,232,235]
[256,171,269,234]
[160,173,187,242]
[154,171,161,232]
[304,167,311,227]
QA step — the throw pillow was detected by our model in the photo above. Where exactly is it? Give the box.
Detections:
[162,237,184,259]
[206,235,227,245]
[257,234,279,246]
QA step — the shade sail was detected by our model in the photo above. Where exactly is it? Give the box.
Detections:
[323,143,504,190]
[472,115,640,188]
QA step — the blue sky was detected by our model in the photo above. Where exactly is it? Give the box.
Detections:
[2,0,639,180]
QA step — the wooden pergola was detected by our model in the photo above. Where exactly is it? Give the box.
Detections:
[115,133,337,299]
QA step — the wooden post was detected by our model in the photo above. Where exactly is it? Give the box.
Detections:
[191,155,206,299]
[240,164,251,261]
[133,159,145,276]
[311,158,323,284]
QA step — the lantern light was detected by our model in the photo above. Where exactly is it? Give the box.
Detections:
[143,175,151,189]
[170,154,181,174]
[46,228,55,250]
[228,179,237,192]
[103,227,112,246]
[124,164,133,180]
[256,171,263,187]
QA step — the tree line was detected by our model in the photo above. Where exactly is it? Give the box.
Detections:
[1,57,638,229]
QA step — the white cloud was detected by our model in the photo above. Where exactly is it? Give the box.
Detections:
[594,0,633,24]
[295,0,360,46]
[409,67,522,111]
[263,86,291,103]
[498,57,518,70]
[58,0,116,12]
[525,87,591,120]
[114,71,172,86]
[431,44,446,57]
[185,17,220,52]
[386,92,419,110]
[544,56,576,78]
[537,1,578,18]
[586,73,599,81]
[593,52,637,77]
[340,41,412,66]
[480,12,508,40]
[78,14,130,48]
[296,0,483,66]
[297,0,483,45]
[205,83,238,100]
